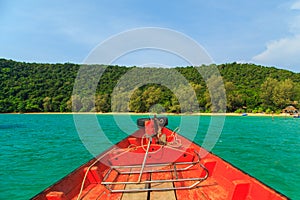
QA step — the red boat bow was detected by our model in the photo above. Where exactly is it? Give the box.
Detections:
[32,117,288,200]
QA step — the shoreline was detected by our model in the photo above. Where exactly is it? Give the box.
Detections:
[1,112,293,117]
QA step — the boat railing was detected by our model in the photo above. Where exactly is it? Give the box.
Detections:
[101,150,209,193]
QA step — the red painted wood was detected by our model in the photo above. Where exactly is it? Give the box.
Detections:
[109,145,194,166]
[105,169,130,200]
[32,124,288,200]
[230,180,251,200]
[46,192,67,200]
[77,184,106,200]
[83,167,101,184]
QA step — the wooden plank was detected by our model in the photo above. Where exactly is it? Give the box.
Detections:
[106,170,130,200]
[79,168,130,200]
[173,163,207,200]
[149,166,176,200]
[80,184,105,200]
[121,170,149,200]
[75,167,130,200]
[174,163,227,200]
[196,177,228,200]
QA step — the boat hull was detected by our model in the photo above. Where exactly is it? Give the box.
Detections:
[31,122,288,200]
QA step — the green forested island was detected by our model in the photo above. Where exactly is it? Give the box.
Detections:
[0,58,299,113]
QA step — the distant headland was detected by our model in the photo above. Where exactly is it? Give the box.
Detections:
[0,58,299,114]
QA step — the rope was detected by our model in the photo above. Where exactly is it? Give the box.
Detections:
[167,127,182,148]
[140,126,183,152]
[141,134,163,153]
[76,149,115,200]
[77,124,182,199]
[127,144,138,150]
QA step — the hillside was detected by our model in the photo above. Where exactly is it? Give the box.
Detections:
[0,59,299,113]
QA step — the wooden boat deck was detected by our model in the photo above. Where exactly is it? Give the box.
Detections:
[32,120,288,200]
[39,152,287,200]
[68,169,227,200]
[66,164,278,200]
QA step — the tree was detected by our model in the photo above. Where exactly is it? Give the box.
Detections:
[17,101,26,113]
[25,101,41,112]
[142,86,163,112]
[273,79,295,108]
[70,95,82,112]
[43,97,52,112]
[81,96,94,112]
[1,59,300,113]
[260,78,296,110]
[129,89,145,112]
[174,84,199,113]
[169,95,181,113]
[95,94,110,112]
[294,84,300,108]
[225,82,244,112]
[204,75,226,112]
[260,78,278,108]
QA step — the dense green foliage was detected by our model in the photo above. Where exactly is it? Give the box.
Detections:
[0,59,299,113]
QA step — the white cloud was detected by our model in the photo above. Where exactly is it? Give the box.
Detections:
[252,1,300,72]
[291,0,300,10]
[252,35,300,72]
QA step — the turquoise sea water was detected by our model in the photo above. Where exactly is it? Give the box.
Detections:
[0,114,299,199]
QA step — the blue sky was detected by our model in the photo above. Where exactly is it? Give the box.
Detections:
[1,0,300,72]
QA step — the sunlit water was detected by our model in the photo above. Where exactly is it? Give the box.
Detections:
[0,114,299,199]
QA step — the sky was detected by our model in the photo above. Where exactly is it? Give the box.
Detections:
[1,0,300,72]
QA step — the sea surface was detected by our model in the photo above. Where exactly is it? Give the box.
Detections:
[0,114,299,199]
